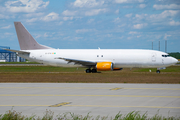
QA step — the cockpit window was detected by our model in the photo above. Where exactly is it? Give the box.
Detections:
[162,54,170,57]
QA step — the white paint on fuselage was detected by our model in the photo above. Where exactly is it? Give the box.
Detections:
[18,49,178,69]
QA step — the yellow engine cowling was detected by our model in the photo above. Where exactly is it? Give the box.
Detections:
[96,62,114,71]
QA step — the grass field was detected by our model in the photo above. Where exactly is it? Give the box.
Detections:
[0,62,40,64]
[0,65,180,72]
[1,109,180,120]
[0,66,179,83]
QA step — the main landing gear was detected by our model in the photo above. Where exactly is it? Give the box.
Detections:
[156,70,160,73]
[85,69,97,73]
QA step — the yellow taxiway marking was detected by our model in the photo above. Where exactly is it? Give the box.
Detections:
[111,88,122,90]
[49,102,71,107]
[0,87,180,90]
[0,105,180,109]
[0,94,180,98]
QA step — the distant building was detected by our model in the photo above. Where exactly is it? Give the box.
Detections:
[0,46,26,62]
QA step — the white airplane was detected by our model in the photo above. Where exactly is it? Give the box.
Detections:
[5,22,178,73]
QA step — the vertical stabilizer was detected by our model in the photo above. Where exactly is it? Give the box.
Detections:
[14,22,52,50]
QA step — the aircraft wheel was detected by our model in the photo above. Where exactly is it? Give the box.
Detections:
[86,69,92,73]
[156,70,160,73]
[92,69,97,73]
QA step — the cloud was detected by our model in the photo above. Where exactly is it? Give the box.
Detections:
[127,36,132,40]
[115,9,119,14]
[115,0,144,4]
[26,18,38,22]
[62,10,77,16]
[58,21,63,25]
[153,4,180,10]
[5,0,49,13]
[63,17,73,21]
[164,33,171,40]
[125,13,132,18]
[4,32,13,35]
[25,12,44,18]
[41,12,59,22]
[76,29,95,33]
[134,14,147,20]
[134,10,179,22]
[137,35,141,38]
[113,17,121,23]
[118,24,126,27]
[87,19,94,23]
[133,23,147,29]
[1,25,11,29]
[73,0,104,8]
[169,20,180,26]
[35,34,41,39]
[129,31,139,34]
[105,34,113,37]
[85,8,107,16]
[139,4,146,8]
[0,14,10,19]
[74,37,83,40]
[149,10,179,20]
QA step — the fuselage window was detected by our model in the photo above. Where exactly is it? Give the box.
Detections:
[97,55,99,57]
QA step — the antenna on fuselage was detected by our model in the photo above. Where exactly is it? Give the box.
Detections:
[165,40,167,53]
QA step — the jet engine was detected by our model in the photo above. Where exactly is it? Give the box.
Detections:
[96,62,114,71]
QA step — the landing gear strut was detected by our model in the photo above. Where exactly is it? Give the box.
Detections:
[92,69,97,73]
[156,70,160,73]
[85,69,97,73]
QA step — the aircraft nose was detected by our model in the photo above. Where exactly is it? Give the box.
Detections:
[171,57,178,64]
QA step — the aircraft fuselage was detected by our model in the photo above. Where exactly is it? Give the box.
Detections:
[19,49,178,68]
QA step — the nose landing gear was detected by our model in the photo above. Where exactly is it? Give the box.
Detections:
[156,67,166,73]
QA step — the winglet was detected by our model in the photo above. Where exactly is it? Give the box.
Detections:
[14,22,52,50]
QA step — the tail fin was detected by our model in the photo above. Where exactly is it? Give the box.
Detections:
[14,22,52,50]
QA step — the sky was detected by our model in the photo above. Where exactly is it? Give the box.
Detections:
[0,0,180,53]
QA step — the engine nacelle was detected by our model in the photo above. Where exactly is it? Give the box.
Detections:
[96,62,114,71]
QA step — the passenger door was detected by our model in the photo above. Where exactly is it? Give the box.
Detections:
[151,53,156,62]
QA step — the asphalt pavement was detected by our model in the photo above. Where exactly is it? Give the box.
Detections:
[0,83,180,118]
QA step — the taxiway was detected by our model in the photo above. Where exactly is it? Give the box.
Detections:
[0,83,180,118]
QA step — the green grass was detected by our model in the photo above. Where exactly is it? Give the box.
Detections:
[0,66,85,72]
[0,62,40,64]
[0,109,180,120]
[133,66,180,72]
[0,66,180,73]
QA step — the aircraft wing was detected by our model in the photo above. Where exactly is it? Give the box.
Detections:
[55,57,96,66]
[4,49,30,54]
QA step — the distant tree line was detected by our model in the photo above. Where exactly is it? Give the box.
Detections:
[168,52,180,59]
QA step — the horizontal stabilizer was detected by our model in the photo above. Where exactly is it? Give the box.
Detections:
[4,49,30,54]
